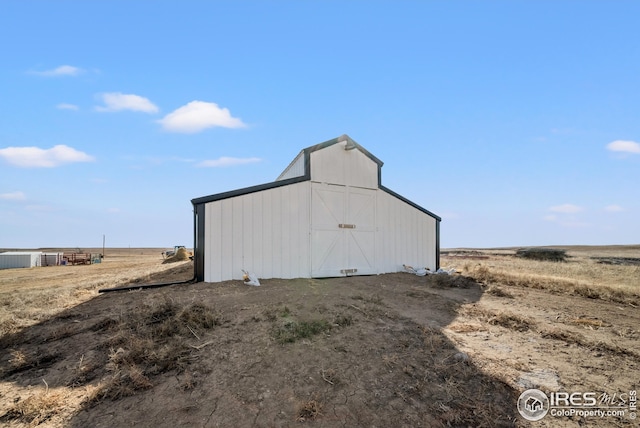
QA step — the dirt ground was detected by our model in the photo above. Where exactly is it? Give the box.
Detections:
[0,248,638,427]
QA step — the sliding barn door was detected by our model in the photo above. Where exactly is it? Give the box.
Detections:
[311,183,376,277]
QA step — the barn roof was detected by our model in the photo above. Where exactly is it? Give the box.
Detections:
[191,135,440,222]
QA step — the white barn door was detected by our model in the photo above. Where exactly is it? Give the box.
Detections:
[311,183,376,277]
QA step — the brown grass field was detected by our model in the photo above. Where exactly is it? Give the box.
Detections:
[0,245,638,427]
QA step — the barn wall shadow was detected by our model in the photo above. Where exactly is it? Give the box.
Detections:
[0,272,520,427]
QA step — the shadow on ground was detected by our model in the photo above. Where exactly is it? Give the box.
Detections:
[1,270,520,427]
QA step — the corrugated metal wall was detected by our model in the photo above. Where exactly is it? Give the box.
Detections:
[310,142,378,189]
[0,252,42,269]
[376,191,437,272]
[204,181,311,282]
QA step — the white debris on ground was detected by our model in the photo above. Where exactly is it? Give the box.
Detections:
[403,264,456,276]
[242,269,261,286]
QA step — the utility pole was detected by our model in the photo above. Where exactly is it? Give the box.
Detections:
[102,234,106,259]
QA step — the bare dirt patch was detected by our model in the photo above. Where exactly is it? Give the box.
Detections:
[1,246,638,427]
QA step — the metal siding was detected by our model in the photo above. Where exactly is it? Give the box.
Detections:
[203,181,311,282]
[310,142,378,189]
[270,188,283,276]
[376,192,437,272]
[281,185,292,278]
[252,193,264,275]
[204,204,223,282]
[220,199,234,281]
[379,198,391,269]
[203,204,212,282]
[207,203,222,283]
[0,252,41,269]
[211,203,223,282]
[294,182,311,276]
[242,196,254,274]
[262,193,274,279]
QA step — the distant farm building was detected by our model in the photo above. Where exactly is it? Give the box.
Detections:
[0,251,85,269]
[191,135,441,283]
[0,251,43,269]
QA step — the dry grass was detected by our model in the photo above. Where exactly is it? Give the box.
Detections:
[0,249,191,336]
[271,318,332,344]
[447,322,487,333]
[84,297,223,405]
[568,316,606,329]
[296,397,323,421]
[539,327,640,358]
[460,305,534,332]
[444,246,640,305]
[485,285,514,298]
[1,387,67,426]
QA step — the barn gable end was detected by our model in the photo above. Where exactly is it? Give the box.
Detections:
[192,135,440,283]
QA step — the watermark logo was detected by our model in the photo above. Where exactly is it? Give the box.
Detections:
[517,389,549,421]
[518,389,637,421]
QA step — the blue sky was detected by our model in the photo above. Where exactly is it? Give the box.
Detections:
[1,1,639,249]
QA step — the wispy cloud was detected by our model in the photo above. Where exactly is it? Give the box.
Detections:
[0,145,95,168]
[30,65,83,77]
[95,92,159,113]
[549,203,583,214]
[57,103,79,110]
[158,101,246,133]
[0,191,26,201]
[543,214,590,228]
[606,140,640,154]
[196,156,261,167]
[544,204,589,228]
[604,204,624,213]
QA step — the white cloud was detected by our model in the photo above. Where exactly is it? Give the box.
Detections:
[604,204,624,212]
[0,145,95,168]
[197,156,262,167]
[158,101,246,133]
[31,65,83,77]
[95,92,159,113]
[606,140,640,154]
[549,203,583,214]
[0,191,26,201]
[57,103,79,110]
[543,214,590,228]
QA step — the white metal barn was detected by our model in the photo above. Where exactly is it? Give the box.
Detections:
[0,251,43,269]
[191,135,441,283]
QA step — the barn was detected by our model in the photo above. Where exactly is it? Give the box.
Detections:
[191,135,441,283]
[0,251,43,269]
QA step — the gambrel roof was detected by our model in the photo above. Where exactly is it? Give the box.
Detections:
[192,134,440,222]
